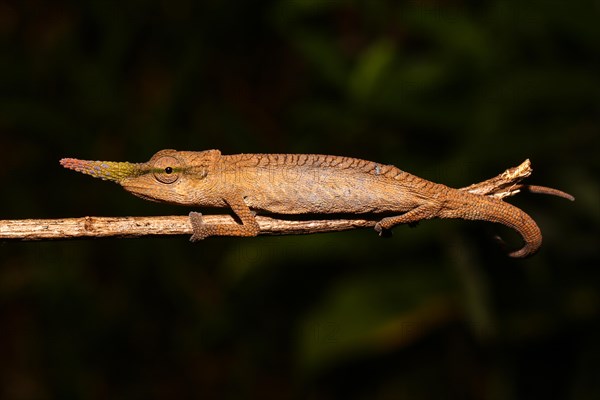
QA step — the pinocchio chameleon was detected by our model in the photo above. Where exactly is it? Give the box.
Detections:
[61,150,574,258]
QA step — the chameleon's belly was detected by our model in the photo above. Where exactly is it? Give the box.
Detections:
[240,167,413,215]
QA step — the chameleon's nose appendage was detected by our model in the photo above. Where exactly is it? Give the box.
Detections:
[60,158,140,183]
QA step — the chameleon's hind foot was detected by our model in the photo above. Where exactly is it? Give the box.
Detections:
[374,222,393,238]
[374,206,429,238]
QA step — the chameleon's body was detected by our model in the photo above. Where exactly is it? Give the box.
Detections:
[60,149,573,258]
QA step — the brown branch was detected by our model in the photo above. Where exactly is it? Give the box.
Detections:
[0,215,380,241]
[0,160,540,241]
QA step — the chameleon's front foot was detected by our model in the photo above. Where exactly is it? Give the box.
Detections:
[189,211,210,241]
[188,210,261,240]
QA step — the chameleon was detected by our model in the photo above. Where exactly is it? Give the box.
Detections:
[60,150,574,258]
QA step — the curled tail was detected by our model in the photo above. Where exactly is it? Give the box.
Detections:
[441,189,542,258]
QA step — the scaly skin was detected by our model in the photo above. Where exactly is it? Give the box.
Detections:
[60,149,573,258]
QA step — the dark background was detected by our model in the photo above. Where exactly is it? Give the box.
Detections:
[1,0,598,398]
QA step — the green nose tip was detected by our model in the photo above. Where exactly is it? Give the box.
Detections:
[60,158,140,182]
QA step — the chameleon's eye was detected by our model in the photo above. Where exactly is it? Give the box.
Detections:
[153,156,181,184]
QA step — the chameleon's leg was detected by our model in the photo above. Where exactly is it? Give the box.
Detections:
[189,195,260,241]
[374,205,432,236]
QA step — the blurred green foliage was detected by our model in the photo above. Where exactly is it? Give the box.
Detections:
[0,0,598,398]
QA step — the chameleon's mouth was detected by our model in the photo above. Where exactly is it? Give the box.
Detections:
[122,185,163,203]
[119,179,193,206]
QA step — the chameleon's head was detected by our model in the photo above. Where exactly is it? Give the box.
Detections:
[60,149,222,205]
